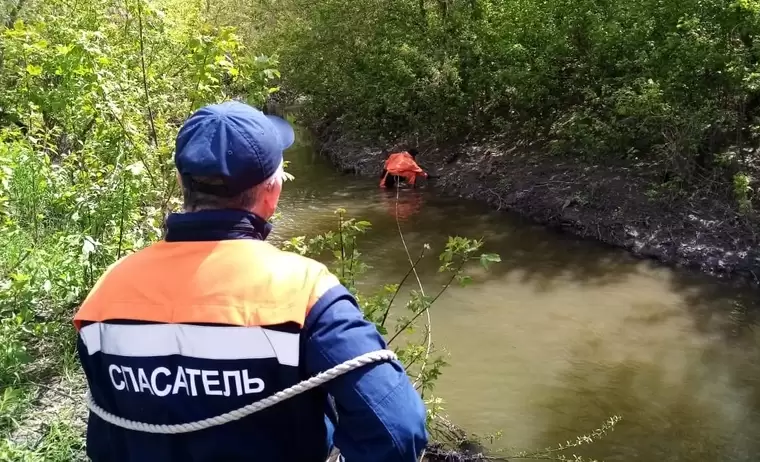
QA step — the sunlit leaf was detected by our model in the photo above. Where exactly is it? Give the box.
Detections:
[126,162,145,176]
[25,64,42,76]
[56,44,74,55]
[479,253,501,269]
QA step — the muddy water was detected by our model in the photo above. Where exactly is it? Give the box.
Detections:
[271,128,760,461]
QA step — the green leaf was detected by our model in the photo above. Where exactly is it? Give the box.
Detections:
[10,273,31,283]
[25,64,42,76]
[56,44,74,55]
[263,68,281,79]
[479,253,501,269]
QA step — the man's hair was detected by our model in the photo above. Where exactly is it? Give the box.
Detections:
[408,148,419,158]
[181,162,284,211]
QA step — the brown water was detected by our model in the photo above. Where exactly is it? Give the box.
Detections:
[271,127,760,461]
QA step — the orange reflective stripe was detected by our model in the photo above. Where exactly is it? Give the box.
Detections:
[73,240,340,330]
[309,269,341,308]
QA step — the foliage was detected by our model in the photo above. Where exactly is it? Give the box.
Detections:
[733,172,754,214]
[0,418,86,462]
[0,0,279,450]
[508,415,623,462]
[249,0,760,207]
[424,415,623,462]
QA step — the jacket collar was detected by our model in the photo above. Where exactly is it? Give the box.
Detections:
[164,209,272,242]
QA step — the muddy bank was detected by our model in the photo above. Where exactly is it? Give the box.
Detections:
[315,129,760,288]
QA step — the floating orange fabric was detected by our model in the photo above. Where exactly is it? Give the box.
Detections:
[380,151,427,188]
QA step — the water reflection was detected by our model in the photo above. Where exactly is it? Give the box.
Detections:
[272,128,760,461]
[378,189,425,222]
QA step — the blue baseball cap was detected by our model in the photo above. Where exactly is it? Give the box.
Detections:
[174,101,295,197]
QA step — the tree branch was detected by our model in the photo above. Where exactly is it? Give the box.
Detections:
[136,0,158,148]
[387,261,464,345]
[379,246,426,328]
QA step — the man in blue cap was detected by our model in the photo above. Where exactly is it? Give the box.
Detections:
[73,101,428,462]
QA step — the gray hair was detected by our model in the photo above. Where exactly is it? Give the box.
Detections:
[181,161,284,212]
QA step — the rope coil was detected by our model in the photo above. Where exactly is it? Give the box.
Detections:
[86,349,397,434]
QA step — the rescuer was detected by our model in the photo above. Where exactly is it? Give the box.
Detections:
[380,148,428,189]
[73,101,428,462]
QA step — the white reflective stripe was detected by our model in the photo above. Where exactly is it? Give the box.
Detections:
[79,323,300,367]
[262,329,300,370]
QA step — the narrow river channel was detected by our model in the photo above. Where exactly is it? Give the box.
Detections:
[270,126,760,461]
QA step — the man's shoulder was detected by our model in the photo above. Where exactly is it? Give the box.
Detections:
[93,240,333,284]
[208,241,347,318]
[244,244,348,310]
[225,240,331,275]
[255,245,342,298]
[111,239,325,268]
[274,249,330,274]
[74,239,343,326]
[184,240,343,303]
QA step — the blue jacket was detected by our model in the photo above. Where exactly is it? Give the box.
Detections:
[74,209,428,462]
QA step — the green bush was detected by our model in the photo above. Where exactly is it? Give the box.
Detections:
[249,0,760,189]
[0,0,279,444]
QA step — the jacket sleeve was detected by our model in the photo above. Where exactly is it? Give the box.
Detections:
[302,285,429,462]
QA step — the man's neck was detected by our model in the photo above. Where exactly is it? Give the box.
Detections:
[164,208,272,242]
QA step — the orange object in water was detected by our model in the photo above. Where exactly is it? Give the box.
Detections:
[382,190,423,221]
[380,151,427,188]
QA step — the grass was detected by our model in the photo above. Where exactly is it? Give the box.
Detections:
[0,416,86,462]
[0,364,86,461]
[0,234,87,461]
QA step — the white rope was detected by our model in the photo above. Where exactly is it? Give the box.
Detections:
[86,349,397,434]
[394,180,432,389]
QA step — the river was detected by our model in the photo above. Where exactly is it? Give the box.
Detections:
[270,126,760,461]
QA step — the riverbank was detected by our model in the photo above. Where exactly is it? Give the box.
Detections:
[315,127,760,287]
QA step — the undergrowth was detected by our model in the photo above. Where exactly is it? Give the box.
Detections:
[0,0,279,455]
[238,0,760,212]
